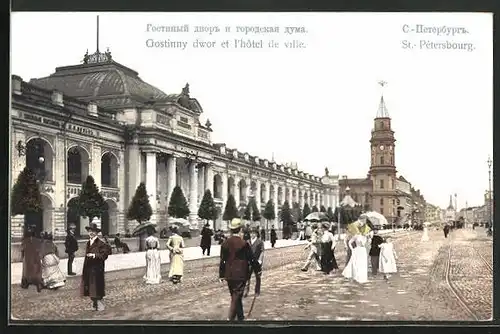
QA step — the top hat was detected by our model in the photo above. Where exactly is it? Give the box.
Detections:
[68,223,77,230]
[229,218,243,230]
[251,227,260,234]
[85,223,101,233]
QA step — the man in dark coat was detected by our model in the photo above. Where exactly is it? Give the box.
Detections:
[242,223,251,242]
[21,227,43,292]
[443,225,450,238]
[200,223,214,256]
[64,224,79,275]
[270,226,277,248]
[219,218,261,322]
[260,227,266,242]
[81,223,112,311]
[369,228,384,275]
[244,228,265,297]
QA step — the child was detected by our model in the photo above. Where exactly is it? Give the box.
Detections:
[379,236,398,280]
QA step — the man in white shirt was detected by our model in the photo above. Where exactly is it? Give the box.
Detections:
[244,228,264,297]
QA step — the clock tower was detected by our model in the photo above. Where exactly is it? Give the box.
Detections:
[369,81,398,221]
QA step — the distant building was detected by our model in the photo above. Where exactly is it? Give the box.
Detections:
[338,89,427,225]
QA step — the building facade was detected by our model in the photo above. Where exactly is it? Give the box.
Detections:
[10,50,340,238]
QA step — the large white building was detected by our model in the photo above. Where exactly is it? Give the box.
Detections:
[10,49,340,238]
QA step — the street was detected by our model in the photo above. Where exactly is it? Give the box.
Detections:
[11,228,492,321]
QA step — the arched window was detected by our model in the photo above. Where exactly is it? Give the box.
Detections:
[380,198,384,206]
[380,156,385,165]
[379,180,384,189]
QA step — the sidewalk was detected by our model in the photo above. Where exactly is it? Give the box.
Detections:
[10,239,308,285]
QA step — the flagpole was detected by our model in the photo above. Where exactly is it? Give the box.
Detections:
[96,15,100,53]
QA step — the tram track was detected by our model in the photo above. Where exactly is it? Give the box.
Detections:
[443,234,491,321]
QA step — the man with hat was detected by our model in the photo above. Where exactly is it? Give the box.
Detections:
[244,227,265,298]
[64,223,79,275]
[80,223,112,311]
[219,218,262,321]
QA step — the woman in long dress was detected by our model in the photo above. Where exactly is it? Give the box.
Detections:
[166,225,185,284]
[41,233,66,290]
[144,227,162,284]
[421,225,430,242]
[319,223,338,275]
[379,236,398,280]
[342,234,368,284]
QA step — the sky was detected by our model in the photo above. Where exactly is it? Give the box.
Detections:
[11,12,493,209]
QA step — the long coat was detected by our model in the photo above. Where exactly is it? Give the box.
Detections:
[80,238,111,298]
[200,227,213,249]
[21,236,43,286]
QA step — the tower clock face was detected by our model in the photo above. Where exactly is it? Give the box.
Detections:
[379,145,385,151]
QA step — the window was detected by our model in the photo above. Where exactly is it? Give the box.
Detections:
[380,198,384,206]
[380,208,384,215]
[379,179,384,189]
[380,156,384,165]
[392,199,396,205]
[180,116,189,123]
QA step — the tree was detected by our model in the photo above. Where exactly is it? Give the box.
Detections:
[222,194,239,221]
[127,182,153,224]
[280,201,293,225]
[198,189,217,226]
[77,175,106,225]
[167,186,190,218]
[292,202,302,222]
[302,203,311,220]
[263,199,276,222]
[127,182,153,251]
[320,205,327,212]
[243,197,261,221]
[11,167,43,235]
[327,207,335,222]
[312,205,319,212]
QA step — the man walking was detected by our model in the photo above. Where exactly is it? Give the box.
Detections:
[443,224,450,238]
[65,224,79,275]
[301,223,321,272]
[200,223,214,256]
[81,223,112,311]
[244,228,265,297]
[219,218,261,322]
[369,228,384,275]
[270,226,277,248]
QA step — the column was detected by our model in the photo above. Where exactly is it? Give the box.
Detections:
[118,150,126,233]
[264,182,270,204]
[234,180,240,208]
[245,179,251,205]
[157,159,167,211]
[287,187,293,204]
[145,152,157,224]
[255,180,262,209]
[166,155,177,210]
[91,144,102,230]
[299,189,304,208]
[204,164,214,196]
[272,185,279,223]
[188,161,198,227]
[221,172,228,206]
[198,164,205,202]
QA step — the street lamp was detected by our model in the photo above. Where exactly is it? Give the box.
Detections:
[487,156,492,228]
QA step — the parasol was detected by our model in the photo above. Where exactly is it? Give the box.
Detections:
[304,212,329,222]
[132,221,157,236]
[363,211,389,227]
[169,218,190,226]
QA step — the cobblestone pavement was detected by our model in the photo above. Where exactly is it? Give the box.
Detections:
[11,229,492,321]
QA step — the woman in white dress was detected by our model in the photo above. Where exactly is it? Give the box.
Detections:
[421,225,430,242]
[40,233,66,290]
[144,227,162,284]
[342,234,368,284]
[379,236,398,280]
[166,225,185,284]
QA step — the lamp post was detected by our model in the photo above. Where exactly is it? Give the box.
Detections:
[487,156,492,228]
